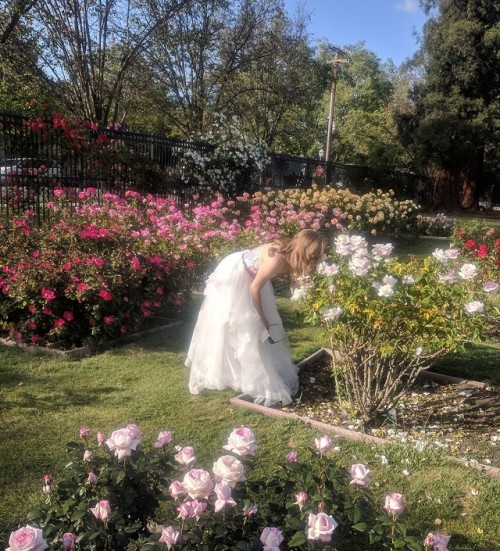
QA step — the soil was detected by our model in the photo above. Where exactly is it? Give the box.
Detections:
[282,355,500,469]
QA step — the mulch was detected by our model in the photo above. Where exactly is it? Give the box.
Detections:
[282,356,500,469]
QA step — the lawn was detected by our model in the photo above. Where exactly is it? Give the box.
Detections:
[1,292,500,550]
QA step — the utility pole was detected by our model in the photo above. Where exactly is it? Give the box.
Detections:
[325,50,348,162]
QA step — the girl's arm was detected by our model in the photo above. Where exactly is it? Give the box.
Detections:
[249,252,286,329]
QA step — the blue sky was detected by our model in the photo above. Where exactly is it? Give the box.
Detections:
[283,0,429,66]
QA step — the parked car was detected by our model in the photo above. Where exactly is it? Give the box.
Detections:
[0,158,63,178]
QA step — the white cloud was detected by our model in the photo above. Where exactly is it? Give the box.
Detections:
[394,0,420,13]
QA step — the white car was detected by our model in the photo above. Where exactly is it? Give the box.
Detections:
[0,158,62,178]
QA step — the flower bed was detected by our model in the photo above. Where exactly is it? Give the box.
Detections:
[3,422,453,550]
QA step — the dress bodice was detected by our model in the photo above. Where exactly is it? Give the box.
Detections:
[242,247,261,276]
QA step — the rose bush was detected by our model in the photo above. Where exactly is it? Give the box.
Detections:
[451,220,499,282]
[295,233,499,423]
[3,424,447,550]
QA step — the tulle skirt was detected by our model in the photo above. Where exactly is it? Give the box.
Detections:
[186,251,298,406]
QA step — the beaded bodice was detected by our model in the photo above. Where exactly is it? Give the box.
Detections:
[242,247,261,276]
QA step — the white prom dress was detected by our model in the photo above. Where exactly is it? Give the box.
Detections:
[186,247,298,406]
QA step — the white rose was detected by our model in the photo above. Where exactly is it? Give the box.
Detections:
[212,455,246,487]
[458,263,479,280]
[182,469,214,499]
[464,301,484,315]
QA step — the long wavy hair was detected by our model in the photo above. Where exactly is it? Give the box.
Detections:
[271,229,327,278]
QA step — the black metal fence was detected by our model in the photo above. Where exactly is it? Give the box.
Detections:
[0,111,427,225]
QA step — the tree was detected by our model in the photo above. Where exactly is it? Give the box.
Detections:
[20,0,190,125]
[398,0,499,210]
[317,42,412,181]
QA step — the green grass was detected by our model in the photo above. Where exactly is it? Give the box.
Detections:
[1,295,500,550]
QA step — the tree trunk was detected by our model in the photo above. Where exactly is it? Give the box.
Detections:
[430,168,462,212]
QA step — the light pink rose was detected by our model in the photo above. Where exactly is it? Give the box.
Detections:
[350,464,371,486]
[223,427,259,456]
[307,512,338,542]
[90,499,112,521]
[86,472,97,484]
[60,533,76,550]
[96,431,106,445]
[315,435,333,454]
[285,450,298,462]
[7,525,48,551]
[214,480,237,512]
[126,423,143,438]
[182,469,214,499]
[79,426,91,438]
[175,446,196,466]
[294,491,308,510]
[177,501,195,519]
[260,527,284,551]
[83,450,93,462]
[153,430,173,448]
[105,427,141,460]
[42,485,51,494]
[424,532,451,551]
[212,455,246,487]
[244,504,258,517]
[168,480,185,499]
[159,526,179,550]
[384,493,405,515]
[191,499,207,519]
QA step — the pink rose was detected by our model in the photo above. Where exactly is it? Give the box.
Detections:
[105,427,141,460]
[182,469,214,499]
[79,426,91,438]
[260,527,284,551]
[424,533,451,551]
[307,512,338,542]
[7,525,48,551]
[244,504,258,517]
[384,493,405,515]
[175,446,196,466]
[214,480,237,512]
[153,430,173,448]
[90,499,111,521]
[315,435,333,454]
[168,480,185,499]
[285,450,298,462]
[350,464,371,486]
[126,424,143,438]
[212,455,246,487]
[96,431,106,445]
[159,526,179,550]
[223,427,259,456]
[191,499,207,519]
[177,501,195,519]
[83,450,93,462]
[86,472,97,484]
[294,491,308,510]
[60,533,76,550]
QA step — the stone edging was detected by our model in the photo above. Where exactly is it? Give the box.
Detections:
[229,348,500,477]
[0,318,184,360]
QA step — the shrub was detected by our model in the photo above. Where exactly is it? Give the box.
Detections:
[451,220,500,282]
[3,425,437,551]
[295,233,498,423]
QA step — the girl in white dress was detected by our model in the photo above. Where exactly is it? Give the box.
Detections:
[186,229,327,406]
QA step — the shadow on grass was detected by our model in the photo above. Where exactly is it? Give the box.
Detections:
[432,342,500,386]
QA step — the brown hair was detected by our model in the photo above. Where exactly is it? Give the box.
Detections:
[272,229,327,278]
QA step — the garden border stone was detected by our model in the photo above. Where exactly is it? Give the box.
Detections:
[0,317,184,360]
[230,347,500,477]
